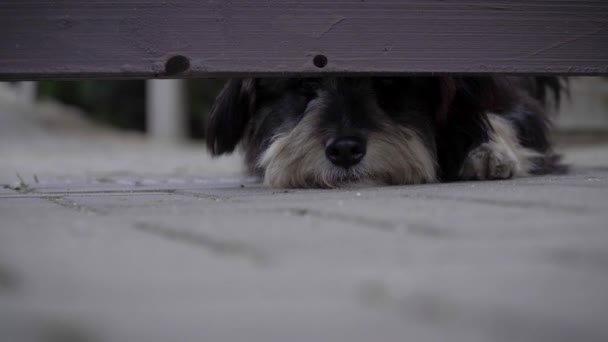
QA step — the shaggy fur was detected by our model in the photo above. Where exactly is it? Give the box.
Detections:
[206,76,565,188]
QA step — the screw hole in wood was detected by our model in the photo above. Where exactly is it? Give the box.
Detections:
[313,54,328,68]
[165,55,190,75]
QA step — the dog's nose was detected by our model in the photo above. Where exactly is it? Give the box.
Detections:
[325,137,366,168]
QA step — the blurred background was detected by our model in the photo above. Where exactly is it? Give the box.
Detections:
[0,79,242,184]
[1,77,608,184]
[34,79,225,139]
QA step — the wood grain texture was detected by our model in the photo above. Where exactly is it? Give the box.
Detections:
[1,0,607,80]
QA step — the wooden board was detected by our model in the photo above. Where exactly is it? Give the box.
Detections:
[1,0,607,80]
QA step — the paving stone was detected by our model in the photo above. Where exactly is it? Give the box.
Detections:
[2,169,608,342]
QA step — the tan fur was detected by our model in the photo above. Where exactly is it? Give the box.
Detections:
[259,112,331,188]
[259,99,437,188]
[363,122,437,185]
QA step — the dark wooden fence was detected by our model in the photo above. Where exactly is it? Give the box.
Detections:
[1,0,607,80]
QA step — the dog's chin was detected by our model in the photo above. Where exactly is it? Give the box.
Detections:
[262,161,413,189]
[296,166,384,189]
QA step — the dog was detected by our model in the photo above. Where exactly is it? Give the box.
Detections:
[206,76,565,188]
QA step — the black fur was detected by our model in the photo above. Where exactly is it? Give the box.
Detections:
[206,79,256,155]
[206,76,565,186]
[435,76,565,179]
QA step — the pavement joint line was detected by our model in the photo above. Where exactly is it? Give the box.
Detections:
[46,191,180,198]
[274,207,453,238]
[44,196,105,215]
[1,186,180,198]
[278,207,397,232]
[0,194,64,199]
[32,189,179,195]
[399,193,595,214]
[173,190,231,202]
[132,221,271,266]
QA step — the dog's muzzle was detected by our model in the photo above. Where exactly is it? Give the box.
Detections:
[325,136,366,168]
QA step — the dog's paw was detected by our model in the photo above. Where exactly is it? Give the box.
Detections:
[460,142,520,180]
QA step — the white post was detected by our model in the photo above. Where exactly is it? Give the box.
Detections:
[146,79,187,142]
[558,77,608,131]
[16,81,37,106]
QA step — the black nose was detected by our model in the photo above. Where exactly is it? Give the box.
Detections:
[325,137,366,168]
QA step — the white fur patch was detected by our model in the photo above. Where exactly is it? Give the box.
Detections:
[460,113,540,180]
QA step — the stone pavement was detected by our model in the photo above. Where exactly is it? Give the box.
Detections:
[1,99,608,342]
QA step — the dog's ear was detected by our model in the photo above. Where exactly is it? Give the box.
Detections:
[206,79,256,155]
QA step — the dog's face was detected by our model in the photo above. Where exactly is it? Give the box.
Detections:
[207,77,463,188]
[206,76,560,187]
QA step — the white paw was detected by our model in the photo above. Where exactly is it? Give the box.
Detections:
[460,141,520,180]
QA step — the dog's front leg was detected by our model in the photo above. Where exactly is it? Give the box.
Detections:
[459,114,531,181]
